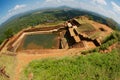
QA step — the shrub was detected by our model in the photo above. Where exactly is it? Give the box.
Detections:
[23,50,120,80]
[4,28,14,38]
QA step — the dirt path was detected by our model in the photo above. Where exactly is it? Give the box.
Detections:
[13,49,83,80]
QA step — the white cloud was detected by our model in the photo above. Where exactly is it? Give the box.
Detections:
[8,4,26,13]
[92,0,107,5]
[42,0,75,7]
[111,1,120,13]
[42,0,61,7]
[7,4,27,19]
[68,1,120,23]
[14,4,26,10]
[45,0,61,3]
[0,4,27,24]
[1,0,120,25]
[45,0,74,3]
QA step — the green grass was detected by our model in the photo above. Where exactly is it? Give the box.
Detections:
[77,23,96,32]
[35,21,64,28]
[89,31,101,39]
[0,54,16,80]
[75,18,88,24]
[23,50,120,80]
[40,21,64,26]
[18,33,59,50]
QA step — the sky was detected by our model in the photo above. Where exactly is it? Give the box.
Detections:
[0,0,120,25]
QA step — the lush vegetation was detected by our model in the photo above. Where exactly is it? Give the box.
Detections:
[0,7,119,44]
[23,49,120,80]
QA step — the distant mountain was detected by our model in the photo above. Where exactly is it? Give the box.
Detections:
[1,6,119,29]
[0,6,119,44]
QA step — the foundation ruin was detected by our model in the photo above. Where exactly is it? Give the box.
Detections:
[0,16,113,53]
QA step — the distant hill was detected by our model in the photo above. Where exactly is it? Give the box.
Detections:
[0,6,119,44]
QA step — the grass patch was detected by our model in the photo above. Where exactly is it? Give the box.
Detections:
[77,23,95,32]
[75,18,86,24]
[89,31,101,39]
[0,54,16,80]
[23,50,120,80]
[35,21,64,28]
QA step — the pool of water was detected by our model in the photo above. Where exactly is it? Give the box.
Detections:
[18,33,59,51]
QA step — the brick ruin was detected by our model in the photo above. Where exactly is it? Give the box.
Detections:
[63,21,98,49]
[0,16,113,53]
[61,16,112,49]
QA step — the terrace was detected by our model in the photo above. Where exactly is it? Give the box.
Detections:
[0,16,113,53]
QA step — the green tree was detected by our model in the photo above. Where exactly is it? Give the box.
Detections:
[4,28,14,38]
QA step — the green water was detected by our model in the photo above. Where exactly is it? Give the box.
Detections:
[20,33,59,50]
